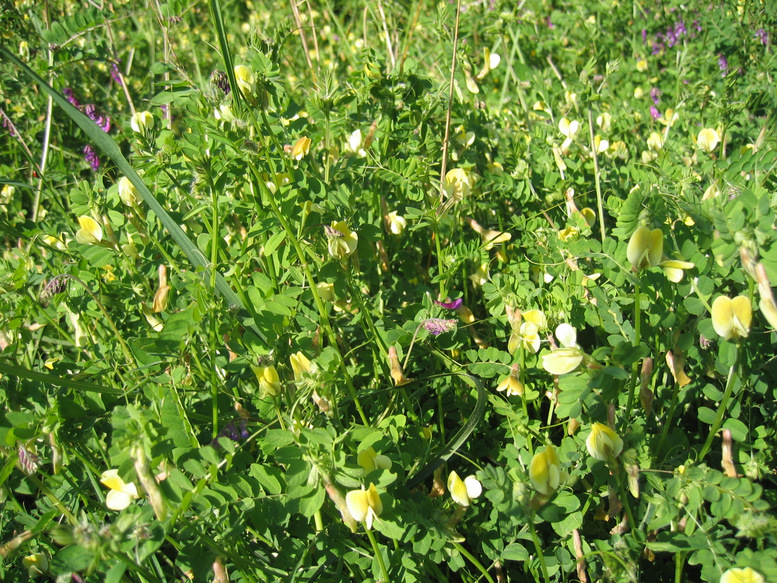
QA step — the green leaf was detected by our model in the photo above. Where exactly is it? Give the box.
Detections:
[0,46,266,346]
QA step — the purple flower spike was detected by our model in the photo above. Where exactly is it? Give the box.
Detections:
[718,55,728,76]
[650,87,661,105]
[435,298,464,310]
[422,318,457,336]
[755,29,768,45]
[83,145,100,171]
[650,105,661,120]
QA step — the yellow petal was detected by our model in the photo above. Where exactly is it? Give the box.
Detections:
[586,422,623,461]
[542,347,585,375]
[105,489,134,511]
[345,489,369,522]
[447,471,470,506]
[720,567,765,583]
[627,226,663,270]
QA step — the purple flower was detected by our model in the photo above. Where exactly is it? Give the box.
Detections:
[641,29,648,43]
[63,87,81,108]
[650,105,661,120]
[674,20,687,36]
[693,20,702,32]
[650,87,661,105]
[214,419,249,445]
[755,29,768,45]
[718,55,728,76]
[83,145,100,171]
[435,298,464,310]
[211,70,231,95]
[546,16,554,28]
[651,42,663,55]
[84,104,111,132]
[422,318,457,336]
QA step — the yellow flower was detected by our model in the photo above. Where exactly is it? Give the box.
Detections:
[386,211,407,235]
[517,321,542,354]
[646,131,664,151]
[627,226,663,271]
[596,112,612,133]
[558,118,581,151]
[447,471,482,507]
[345,129,366,157]
[75,216,103,245]
[291,136,311,160]
[130,111,154,134]
[697,128,720,153]
[357,447,392,474]
[252,364,281,396]
[326,221,358,260]
[530,445,562,496]
[290,351,315,379]
[345,483,382,529]
[636,58,648,72]
[316,282,336,302]
[542,347,585,375]
[443,168,475,202]
[100,469,140,510]
[233,64,255,99]
[720,567,765,583]
[711,295,752,341]
[660,259,695,283]
[496,364,524,397]
[22,553,48,577]
[118,177,140,207]
[586,422,623,461]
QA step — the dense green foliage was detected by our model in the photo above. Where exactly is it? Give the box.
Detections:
[1,0,777,581]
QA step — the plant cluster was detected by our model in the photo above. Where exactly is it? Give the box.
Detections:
[1,0,777,581]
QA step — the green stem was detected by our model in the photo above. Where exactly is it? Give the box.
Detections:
[625,278,642,418]
[434,226,446,299]
[675,551,685,583]
[452,542,496,583]
[698,345,740,462]
[366,528,392,583]
[587,107,606,243]
[250,170,368,425]
[209,178,220,439]
[528,514,550,583]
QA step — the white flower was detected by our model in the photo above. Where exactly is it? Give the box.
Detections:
[100,469,140,510]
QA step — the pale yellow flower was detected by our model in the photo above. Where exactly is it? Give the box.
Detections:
[291,136,311,160]
[711,295,752,341]
[326,221,358,260]
[646,131,664,151]
[22,553,48,577]
[290,351,315,379]
[443,168,475,202]
[530,445,562,496]
[100,469,140,510]
[660,259,695,283]
[233,64,256,99]
[636,58,648,72]
[720,567,765,583]
[130,111,154,134]
[387,211,407,235]
[357,447,392,474]
[496,364,524,397]
[697,128,720,153]
[447,471,482,507]
[118,177,140,207]
[346,483,382,529]
[252,364,281,396]
[627,226,663,271]
[596,112,612,133]
[586,422,623,461]
[75,216,103,245]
